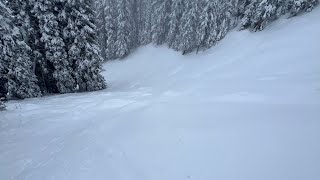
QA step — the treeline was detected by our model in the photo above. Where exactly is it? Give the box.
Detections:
[0,0,318,108]
[95,0,319,60]
[0,0,106,103]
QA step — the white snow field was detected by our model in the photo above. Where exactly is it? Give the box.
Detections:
[1,8,320,180]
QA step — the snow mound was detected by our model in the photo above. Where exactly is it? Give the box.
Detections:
[1,7,320,180]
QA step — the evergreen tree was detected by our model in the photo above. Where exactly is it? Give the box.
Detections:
[139,0,152,45]
[95,0,108,61]
[104,0,117,60]
[288,0,319,17]
[167,0,183,49]
[237,0,250,18]
[251,0,279,31]
[0,1,11,98]
[1,0,41,99]
[114,0,132,58]
[177,0,198,54]
[228,0,242,27]
[6,40,41,99]
[202,0,219,49]
[64,0,106,91]
[195,0,208,52]
[34,0,76,93]
[10,0,51,93]
[0,0,12,99]
[151,0,171,45]
[95,0,117,60]
[240,0,259,30]
[130,0,140,48]
[240,0,289,31]
[216,0,235,41]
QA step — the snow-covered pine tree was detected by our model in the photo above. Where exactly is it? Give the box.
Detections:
[6,39,41,99]
[226,0,241,29]
[251,0,279,31]
[33,0,76,94]
[237,0,251,18]
[240,0,297,31]
[9,0,50,93]
[0,0,11,98]
[240,0,258,30]
[0,0,11,100]
[95,0,108,61]
[64,0,106,92]
[1,0,41,99]
[136,0,142,45]
[138,0,152,45]
[216,1,228,41]
[114,0,132,58]
[167,0,183,50]
[151,0,171,45]
[199,0,219,50]
[228,0,242,27]
[95,0,117,60]
[215,0,236,41]
[288,0,319,17]
[130,0,140,48]
[195,0,207,52]
[177,0,199,54]
[104,0,117,60]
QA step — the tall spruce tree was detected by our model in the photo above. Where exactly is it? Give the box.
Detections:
[104,0,117,60]
[130,0,140,48]
[202,0,219,49]
[64,0,106,92]
[151,0,171,45]
[1,0,41,99]
[138,0,152,45]
[177,0,198,54]
[95,0,108,61]
[0,0,11,99]
[114,0,132,58]
[10,0,54,94]
[288,0,319,17]
[6,39,41,99]
[34,0,76,93]
[95,0,117,60]
[167,0,183,50]
[216,0,235,41]
[244,0,280,31]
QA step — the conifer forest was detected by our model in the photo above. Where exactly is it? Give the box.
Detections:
[1,0,318,105]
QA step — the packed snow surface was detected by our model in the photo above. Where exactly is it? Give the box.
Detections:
[1,8,320,180]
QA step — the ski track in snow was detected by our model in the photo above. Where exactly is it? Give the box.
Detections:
[1,8,320,180]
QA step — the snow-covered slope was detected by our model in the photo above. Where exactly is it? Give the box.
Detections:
[1,8,320,180]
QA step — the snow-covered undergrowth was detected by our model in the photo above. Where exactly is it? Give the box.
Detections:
[1,7,320,180]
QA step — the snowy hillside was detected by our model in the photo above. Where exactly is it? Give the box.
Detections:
[1,7,320,180]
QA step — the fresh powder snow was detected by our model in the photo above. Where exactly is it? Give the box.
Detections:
[1,7,320,180]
